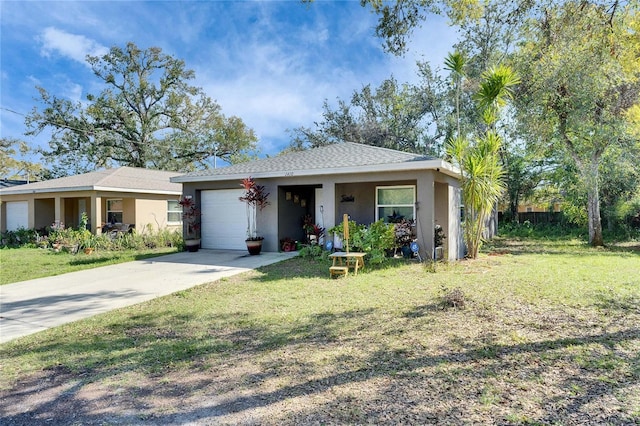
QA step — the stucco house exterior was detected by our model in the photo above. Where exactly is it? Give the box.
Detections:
[172,143,464,260]
[0,167,183,234]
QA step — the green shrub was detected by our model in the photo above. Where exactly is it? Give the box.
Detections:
[328,220,366,251]
[0,228,40,248]
[1,221,183,253]
[498,221,584,240]
[298,244,327,260]
[358,219,395,264]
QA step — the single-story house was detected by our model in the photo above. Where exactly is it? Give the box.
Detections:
[0,167,183,234]
[172,142,464,260]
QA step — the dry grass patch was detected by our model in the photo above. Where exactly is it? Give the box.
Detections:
[1,239,639,424]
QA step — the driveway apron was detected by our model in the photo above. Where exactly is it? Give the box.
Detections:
[0,250,296,344]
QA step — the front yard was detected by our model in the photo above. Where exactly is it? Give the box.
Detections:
[0,238,638,424]
[0,246,179,285]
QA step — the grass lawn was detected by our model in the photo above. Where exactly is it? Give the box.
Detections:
[1,238,638,424]
[0,246,179,285]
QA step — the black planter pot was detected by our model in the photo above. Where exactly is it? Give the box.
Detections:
[246,239,263,255]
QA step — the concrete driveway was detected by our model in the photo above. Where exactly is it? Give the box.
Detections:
[0,250,296,344]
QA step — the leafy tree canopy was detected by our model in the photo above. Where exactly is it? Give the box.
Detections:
[0,138,43,181]
[26,42,258,174]
[288,71,450,156]
[513,1,640,245]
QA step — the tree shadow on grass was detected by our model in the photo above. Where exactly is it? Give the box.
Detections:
[0,307,379,424]
[255,256,418,282]
[68,256,116,266]
[184,327,639,424]
[2,294,638,425]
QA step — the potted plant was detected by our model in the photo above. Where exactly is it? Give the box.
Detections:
[82,233,96,254]
[179,196,201,252]
[280,237,296,252]
[302,214,325,245]
[434,224,446,260]
[239,177,270,255]
[394,219,414,258]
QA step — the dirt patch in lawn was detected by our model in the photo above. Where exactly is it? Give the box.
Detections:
[2,299,638,425]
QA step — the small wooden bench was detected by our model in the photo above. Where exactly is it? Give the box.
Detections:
[329,266,349,278]
[329,252,366,277]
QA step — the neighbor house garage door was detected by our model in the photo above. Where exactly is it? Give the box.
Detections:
[6,201,28,231]
[201,189,246,250]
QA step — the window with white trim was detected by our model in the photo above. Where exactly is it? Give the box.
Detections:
[107,199,123,224]
[376,185,416,222]
[167,200,182,223]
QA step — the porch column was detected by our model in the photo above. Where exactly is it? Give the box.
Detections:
[91,194,102,234]
[321,180,337,233]
[27,198,36,229]
[416,172,435,260]
[54,196,62,227]
[449,186,463,260]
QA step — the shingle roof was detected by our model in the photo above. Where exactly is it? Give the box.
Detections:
[0,167,182,195]
[175,142,440,182]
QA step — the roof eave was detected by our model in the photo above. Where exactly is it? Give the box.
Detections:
[0,186,181,196]
[172,159,461,183]
[94,186,182,195]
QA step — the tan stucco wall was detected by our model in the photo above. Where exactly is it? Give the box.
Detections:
[135,197,181,232]
[0,191,181,234]
[122,198,136,225]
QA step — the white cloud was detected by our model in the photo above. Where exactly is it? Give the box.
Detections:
[26,75,41,86]
[188,4,396,154]
[64,82,84,103]
[196,32,381,154]
[39,27,108,65]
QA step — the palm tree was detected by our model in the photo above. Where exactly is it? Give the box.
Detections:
[446,58,519,258]
[444,52,466,138]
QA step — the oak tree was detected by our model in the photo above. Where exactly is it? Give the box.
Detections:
[26,43,257,173]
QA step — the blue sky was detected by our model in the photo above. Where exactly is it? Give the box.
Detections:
[0,1,457,161]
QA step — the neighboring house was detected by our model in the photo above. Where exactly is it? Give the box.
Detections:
[0,167,183,234]
[498,199,563,225]
[0,179,29,189]
[172,142,464,260]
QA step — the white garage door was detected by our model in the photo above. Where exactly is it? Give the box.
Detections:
[201,189,246,250]
[6,201,28,231]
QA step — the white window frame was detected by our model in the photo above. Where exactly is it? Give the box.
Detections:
[375,185,416,222]
[106,199,123,224]
[167,200,182,224]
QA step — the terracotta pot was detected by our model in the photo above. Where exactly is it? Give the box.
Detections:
[63,244,79,254]
[185,239,201,252]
